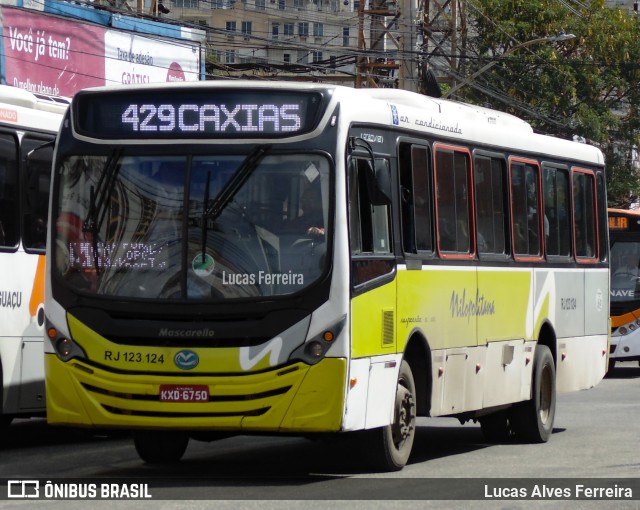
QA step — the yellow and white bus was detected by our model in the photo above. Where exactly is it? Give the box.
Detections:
[0,85,68,426]
[608,208,640,371]
[44,82,609,470]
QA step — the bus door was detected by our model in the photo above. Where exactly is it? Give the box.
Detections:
[348,155,397,429]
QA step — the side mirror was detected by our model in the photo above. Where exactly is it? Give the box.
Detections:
[366,158,392,206]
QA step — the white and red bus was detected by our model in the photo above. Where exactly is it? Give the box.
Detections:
[0,85,68,425]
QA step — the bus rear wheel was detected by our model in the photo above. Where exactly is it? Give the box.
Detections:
[133,430,189,463]
[362,360,416,471]
[511,345,556,443]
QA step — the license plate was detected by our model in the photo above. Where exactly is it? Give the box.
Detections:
[159,385,209,402]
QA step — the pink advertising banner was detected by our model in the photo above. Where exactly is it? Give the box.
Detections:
[1,7,201,97]
[2,7,106,97]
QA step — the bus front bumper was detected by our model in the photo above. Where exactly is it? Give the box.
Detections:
[45,354,346,433]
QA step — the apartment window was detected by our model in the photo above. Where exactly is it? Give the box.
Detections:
[242,21,252,39]
[272,23,279,39]
[226,21,236,33]
[284,23,294,36]
[312,51,323,63]
[174,0,198,6]
[343,27,350,46]
[298,22,309,37]
[225,50,236,64]
[294,0,303,7]
[256,0,266,9]
[284,53,291,63]
[313,23,324,37]
[278,0,285,9]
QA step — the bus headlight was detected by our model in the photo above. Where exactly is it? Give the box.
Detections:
[46,320,87,362]
[289,315,346,365]
[618,327,628,336]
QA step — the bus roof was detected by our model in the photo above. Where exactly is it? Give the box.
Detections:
[71,80,605,166]
[0,84,68,132]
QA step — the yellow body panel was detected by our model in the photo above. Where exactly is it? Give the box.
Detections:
[45,320,347,432]
[352,269,536,360]
[351,279,397,358]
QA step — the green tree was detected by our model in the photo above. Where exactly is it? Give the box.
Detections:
[448,0,640,207]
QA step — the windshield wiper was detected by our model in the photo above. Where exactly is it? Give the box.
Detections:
[203,145,270,221]
[200,145,270,260]
[82,149,123,271]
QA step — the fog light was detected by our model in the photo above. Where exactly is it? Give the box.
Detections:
[56,338,73,357]
[619,327,628,336]
[629,323,637,331]
[305,341,324,358]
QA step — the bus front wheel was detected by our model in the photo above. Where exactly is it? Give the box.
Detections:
[133,430,189,463]
[361,360,416,471]
[511,345,556,443]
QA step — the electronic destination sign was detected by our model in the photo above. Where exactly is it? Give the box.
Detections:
[74,88,328,139]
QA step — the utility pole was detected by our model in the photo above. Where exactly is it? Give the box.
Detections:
[419,0,467,89]
[355,0,402,88]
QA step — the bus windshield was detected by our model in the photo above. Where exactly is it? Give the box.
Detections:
[53,152,331,300]
[610,239,640,303]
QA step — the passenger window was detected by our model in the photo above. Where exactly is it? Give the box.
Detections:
[510,160,541,258]
[22,136,54,252]
[435,146,472,256]
[0,133,19,249]
[474,154,507,255]
[573,169,597,260]
[349,157,391,255]
[543,166,571,257]
[399,143,432,254]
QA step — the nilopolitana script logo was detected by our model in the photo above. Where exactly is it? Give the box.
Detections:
[174,350,199,370]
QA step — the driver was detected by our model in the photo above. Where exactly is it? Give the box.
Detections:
[287,185,325,237]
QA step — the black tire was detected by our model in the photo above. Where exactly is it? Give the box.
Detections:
[133,430,189,463]
[479,410,511,443]
[511,345,556,443]
[361,360,416,471]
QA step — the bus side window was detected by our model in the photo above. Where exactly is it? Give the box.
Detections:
[22,136,54,251]
[349,157,393,286]
[0,133,19,249]
[349,157,391,256]
[434,146,472,255]
[573,169,597,260]
[510,159,541,259]
[542,166,571,258]
[474,154,507,256]
[398,143,432,254]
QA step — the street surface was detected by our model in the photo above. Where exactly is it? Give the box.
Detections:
[1,362,639,509]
